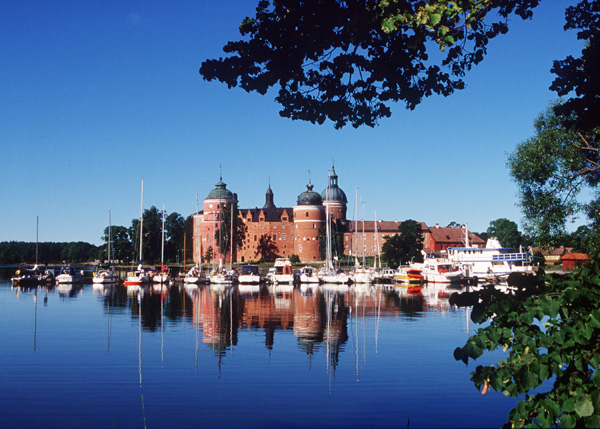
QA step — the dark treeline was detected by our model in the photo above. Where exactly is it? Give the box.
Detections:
[0,241,102,265]
[1,206,194,266]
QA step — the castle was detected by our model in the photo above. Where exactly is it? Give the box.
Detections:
[192,166,484,265]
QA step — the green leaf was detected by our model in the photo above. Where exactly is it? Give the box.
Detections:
[575,394,594,417]
[560,413,576,429]
[429,12,441,26]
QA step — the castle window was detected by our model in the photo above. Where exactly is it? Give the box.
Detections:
[291,234,294,241]
[282,234,285,240]
[273,225,276,229]
[313,223,316,229]
[282,217,287,221]
[282,225,285,229]
[299,245,302,253]
[306,212,309,217]
[260,217,264,222]
[254,235,257,241]
[273,234,276,241]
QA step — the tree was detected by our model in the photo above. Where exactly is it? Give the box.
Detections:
[382,219,423,267]
[214,204,247,259]
[550,0,600,132]
[254,235,279,263]
[507,105,600,255]
[102,225,132,263]
[446,221,461,228]
[200,0,541,129]
[452,266,600,428]
[486,218,523,249]
[204,246,213,264]
[165,212,185,263]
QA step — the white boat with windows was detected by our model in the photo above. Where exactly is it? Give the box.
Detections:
[447,238,535,280]
[409,258,463,284]
[270,258,294,284]
[298,266,320,284]
[238,265,261,284]
[56,265,84,284]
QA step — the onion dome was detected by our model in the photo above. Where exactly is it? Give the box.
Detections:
[321,166,347,203]
[206,176,234,200]
[297,181,323,205]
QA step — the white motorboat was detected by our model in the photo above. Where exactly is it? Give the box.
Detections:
[298,266,320,284]
[269,258,294,284]
[56,265,84,284]
[409,258,463,284]
[238,265,261,284]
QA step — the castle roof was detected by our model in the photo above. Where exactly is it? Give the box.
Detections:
[321,166,347,203]
[297,181,322,206]
[206,176,234,200]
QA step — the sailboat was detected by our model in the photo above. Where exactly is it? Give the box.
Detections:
[124,180,150,287]
[153,205,171,285]
[11,216,54,286]
[93,210,117,285]
[317,173,350,285]
[184,196,208,285]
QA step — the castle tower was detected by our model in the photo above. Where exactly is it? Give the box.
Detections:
[263,185,276,209]
[195,176,238,265]
[293,180,324,262]
[321,165,347,222]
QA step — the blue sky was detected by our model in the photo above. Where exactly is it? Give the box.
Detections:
[0,1,584,245]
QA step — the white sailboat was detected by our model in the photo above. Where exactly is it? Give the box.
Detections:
[125,180,150,286]
[93,210,117,285]
[318,175,350,285]
[153,205,171,285]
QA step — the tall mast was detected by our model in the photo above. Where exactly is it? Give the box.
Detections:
[230,202,234,270]
[35,215,39,266]
[161,204,165,267]
[354,187,358,264]
[139,179,144,267]
[362,201,365,266]
[108,210,112,267]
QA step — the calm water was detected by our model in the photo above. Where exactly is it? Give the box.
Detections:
[0,270,518,428]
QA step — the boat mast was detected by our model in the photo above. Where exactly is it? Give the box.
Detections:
[161,204,165,269]
[229,202,234,270]
[362,201,365,266]
[325,176,331,272]
[35,215,39,266]
[139,179,144,268]
[354,187,358,266]
[108,210,112,269]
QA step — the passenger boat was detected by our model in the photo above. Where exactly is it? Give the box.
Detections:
[447,237,535,281]
[56,265,84,284]
[238,265,261,284]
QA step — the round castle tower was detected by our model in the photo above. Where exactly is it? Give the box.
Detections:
[293,180,324,262]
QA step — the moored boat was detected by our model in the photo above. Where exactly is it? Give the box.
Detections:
[238,265,261,284]
[56,265,84,284]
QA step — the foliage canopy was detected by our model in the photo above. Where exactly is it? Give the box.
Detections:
[200,0,540,128]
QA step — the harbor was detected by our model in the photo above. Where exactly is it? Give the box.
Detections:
[0,268,520,428]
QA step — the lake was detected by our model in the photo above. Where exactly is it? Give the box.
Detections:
[0,270,518,428]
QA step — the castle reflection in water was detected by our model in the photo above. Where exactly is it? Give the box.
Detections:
[92,282,463,365]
